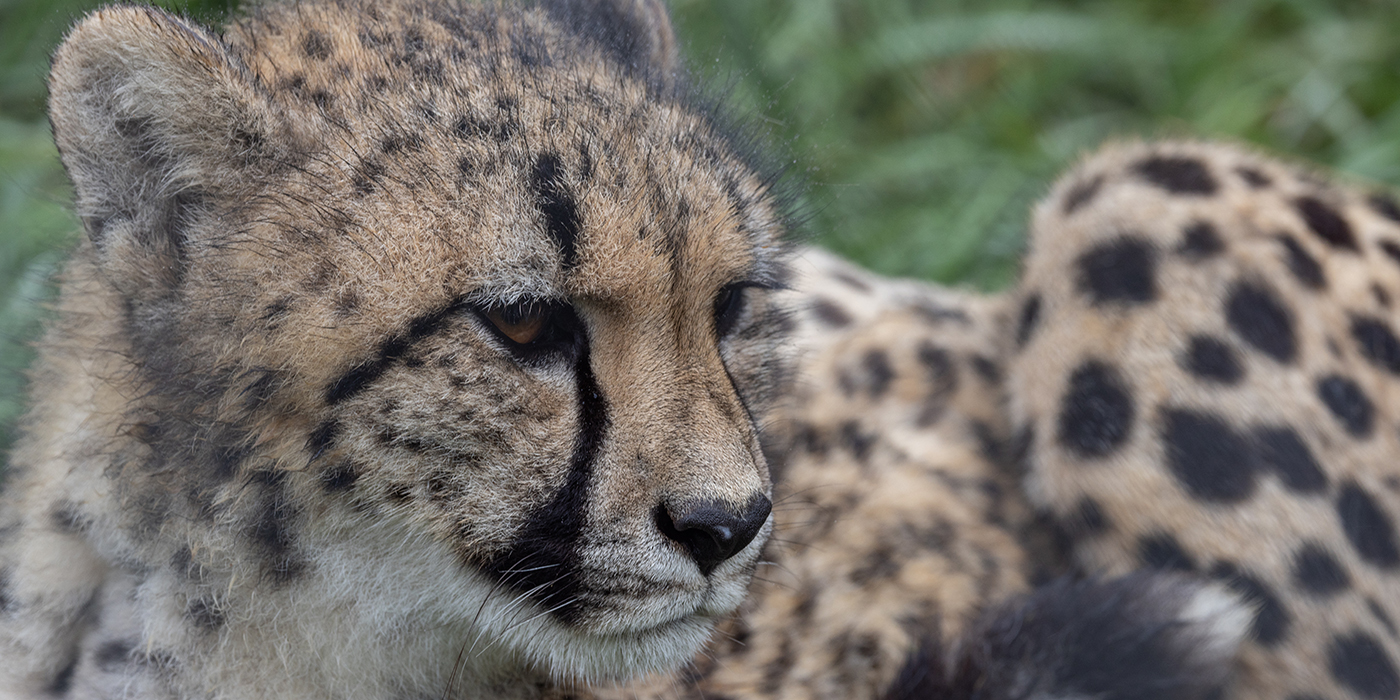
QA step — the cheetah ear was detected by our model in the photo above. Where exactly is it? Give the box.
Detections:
[48,6,281,291]
[537,0,682,85]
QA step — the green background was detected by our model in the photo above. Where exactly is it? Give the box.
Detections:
[3,0,1400,453]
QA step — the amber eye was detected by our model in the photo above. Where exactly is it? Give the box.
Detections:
[486,302,548,344]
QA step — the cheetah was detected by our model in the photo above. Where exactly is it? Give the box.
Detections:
[1009,141,1400,700]
[0,0,1362,697]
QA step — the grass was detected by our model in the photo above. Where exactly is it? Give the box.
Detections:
[3,0,1400,452]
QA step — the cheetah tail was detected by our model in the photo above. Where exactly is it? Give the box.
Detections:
[883,572,1251,700]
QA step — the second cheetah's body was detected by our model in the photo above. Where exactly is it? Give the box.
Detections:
[3,0,1399,699]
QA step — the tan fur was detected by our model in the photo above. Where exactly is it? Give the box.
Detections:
[1011,140,1400,700]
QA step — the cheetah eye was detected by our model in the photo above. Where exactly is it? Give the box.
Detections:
[484,301,550,345]
[714,284,747,338]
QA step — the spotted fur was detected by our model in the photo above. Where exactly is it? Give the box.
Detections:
[2,0,790,696]
[1013,141,1400,700]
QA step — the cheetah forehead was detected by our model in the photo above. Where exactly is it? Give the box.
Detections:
[51,0,789,329]
[221,0,786,291]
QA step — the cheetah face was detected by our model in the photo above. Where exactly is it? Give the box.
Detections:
[294,137,788,679]
[46,0,790,686]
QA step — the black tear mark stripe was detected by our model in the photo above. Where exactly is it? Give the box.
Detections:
[325,298,468,404]
[483,340,609,624]
[531,153,583,269]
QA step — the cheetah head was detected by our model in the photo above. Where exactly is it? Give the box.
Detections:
[47,0,790,689]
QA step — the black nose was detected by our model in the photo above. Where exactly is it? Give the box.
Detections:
[656,494,771,576]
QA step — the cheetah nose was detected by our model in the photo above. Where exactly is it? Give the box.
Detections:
[656,494,772,576]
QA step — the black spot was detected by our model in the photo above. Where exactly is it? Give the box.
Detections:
[306,420,339,461]
[1371,598,1399,640]
[1134,155,1218,195]
[171,546,205,581]
[482,341,608,624]
[1237,166,1272,188]
[810,299,852,327]
[578,142,594,182]
[1371,194,1400,224]
[231,126,266,159]
[1016,293,1042,349]
[302,30,332,59]
[1254,426,1327,493]
[1318,375,1375,438]
[1180,335,1243,384]
[861,350,894,398]
[1137,532,1195,571]
[1296,196,1359,251]
[1292,542,1351,596]
[1068,497,1110,536]
[187,598,225,630]
[0,570,11,614]
[1276,234,1326,289]
[849,547,901,584]
[401,27,427,53]
[1378,284,1393,309]
[1212,563,1291,647]
[1225,281,1297,364]
[840,421,875,462]
[47,657,76,696]
[1338,483,1400,569]
[242,370,281,411]
[1354,316,1400,375]
[246,470,307,585]
[1062,175,1104,214]
[321,461,359,492]
[352,157,385,196]
[95,639,135,672]
[452,114,492,140]
[1057,361,1135,457]
[1178,221,1225,259]
[1076,237,1158,305]
[379,133,423,154]
[790,423,829,458]
[1161,409,1256,503]
[1381,241,1400,268]
[1329,632,1400,699]
[210,438,251,483]
[971,355,1001,384]
[386,482,413,502]
[530,153,582,269]
[51,502,85,533]
[914,343,959,427]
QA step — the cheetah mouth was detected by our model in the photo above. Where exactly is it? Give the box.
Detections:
[566,571,752,638]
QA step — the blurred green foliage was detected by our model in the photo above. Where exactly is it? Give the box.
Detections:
[2,0,1400,453]
[670,0,1400,287]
